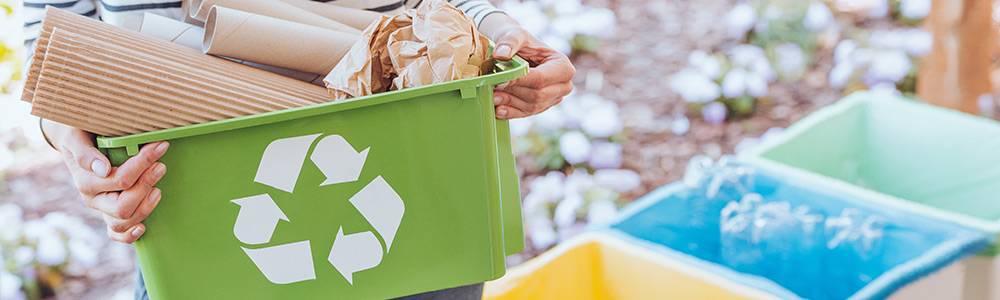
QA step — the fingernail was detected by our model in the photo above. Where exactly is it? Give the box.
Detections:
[497,109,508,117]
[493,95,502,105]
[131,226,144,237]
[495,45,511,58]
[91,160,109,177]
[150,189,162,204]
[154,142,169,156]
[153,164,166,179]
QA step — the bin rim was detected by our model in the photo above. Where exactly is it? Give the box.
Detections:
[736,91,1000,239]
[95,56,529,154]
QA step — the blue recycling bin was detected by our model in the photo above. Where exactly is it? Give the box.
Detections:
[602,166,989,300]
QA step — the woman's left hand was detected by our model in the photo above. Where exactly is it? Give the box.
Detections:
[480,13,576,120]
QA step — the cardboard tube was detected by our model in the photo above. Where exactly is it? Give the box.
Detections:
[138,13,325,86]
[181,0,206,27]
[278,0,382,30]
[139,12,203,49]
[190,0,361,34]
[204,6,357,75]
[37,7,329,104]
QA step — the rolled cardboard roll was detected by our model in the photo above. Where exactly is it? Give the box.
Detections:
[139,12,326,85]
[278,0,382,30]
[204,6,358,75]
[190,0,361,34]
[181,0,206,26]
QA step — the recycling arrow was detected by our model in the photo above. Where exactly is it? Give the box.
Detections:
[231,194,289,245]
[327,227,384,285]
[311,135,369,186]
[349,176,404,251]
[242,241,316,284]
[254,134,321,193]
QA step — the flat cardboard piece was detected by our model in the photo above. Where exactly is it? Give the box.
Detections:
[278,0,382,30]
[26,7,330,137]
[204,6,357,75]
[190,0,361,34]
[324,0,490,100]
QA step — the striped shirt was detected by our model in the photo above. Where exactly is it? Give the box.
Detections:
[23,0,502,43]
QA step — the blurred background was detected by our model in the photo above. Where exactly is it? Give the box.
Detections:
[3,0,1000,298]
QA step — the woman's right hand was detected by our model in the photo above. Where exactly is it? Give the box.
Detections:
[46,121,168,243]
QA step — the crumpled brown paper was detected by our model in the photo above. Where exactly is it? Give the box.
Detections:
[323,0,491,100]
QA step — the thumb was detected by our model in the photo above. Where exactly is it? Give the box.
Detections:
[64,130,111,178]
[493,28,527,61]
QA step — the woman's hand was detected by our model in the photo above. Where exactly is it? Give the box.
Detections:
[43,120,168,243]
[480,13,576,119]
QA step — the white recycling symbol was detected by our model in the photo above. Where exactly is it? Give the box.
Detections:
[230,134,404,285]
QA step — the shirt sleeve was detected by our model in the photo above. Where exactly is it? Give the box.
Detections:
[406,0,504,27]
[23,0,98,43]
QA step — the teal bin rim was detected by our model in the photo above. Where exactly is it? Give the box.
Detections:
[96,56,529,155]
[738,91,1000,255]
[598,178,989,300]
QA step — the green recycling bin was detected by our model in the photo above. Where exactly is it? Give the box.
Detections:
[96,57,529,299]
[740,91,1000,254]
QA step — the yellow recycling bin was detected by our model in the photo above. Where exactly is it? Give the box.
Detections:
[484,232,776,300]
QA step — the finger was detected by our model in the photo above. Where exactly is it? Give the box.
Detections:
[63,129,111,178]
[493,28,528,61]
[80,141,168,195]
[500,82,573,107]
[107,223,145,244]
[113,163,165,220]
[493,91,562,120]
[105,188,162,233]
[507,57,576,89]
[84,191,121,217]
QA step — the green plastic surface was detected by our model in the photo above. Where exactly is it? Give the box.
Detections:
[742,92,1000,255]
[97,57,528,299]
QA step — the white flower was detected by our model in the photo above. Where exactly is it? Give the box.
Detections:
[979,94,996,115]
[751,56,777,83]
[761,127,785,140]
[522,193,549,219]
[575,8,616,39]
[745,71,769,98]
[868,50,912,83]
[563,171,595,194]
[834,39,858,63]
[581,102,622,138]
[14,246,34,266]
[540,34,572,55]
[509,118,533,137]
[557,222,586,243]
[0,270,24,300]
[502,0,549,36]
[531,106,567,131]
[803,3,835,32]
[69,239,99,267]
[722,68,749,98]
[900,0,930,19]
[0,204,23,242]
[527,215,557,249]
[869,82,901,97]
[869,0,889,19]
[688,50,722,79]
[670,69,721,103]
[902,29,933,57]
[725,4,758,39]
[588,141,623,169]
[730,44,767,68]
[559,131,592,164]
[702,101,728,125]
[552,0,582,15]
[554,192,584,228]
[671,114,690,136]
[530,171,566,203]
[586,200,619,225]
[594,169,642,192]
[549,16,580,40]
[828,62,855,89]
[775,43,805,79]
[869,30,905,51]
[733,137,759,155]
[36,233,67,266]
